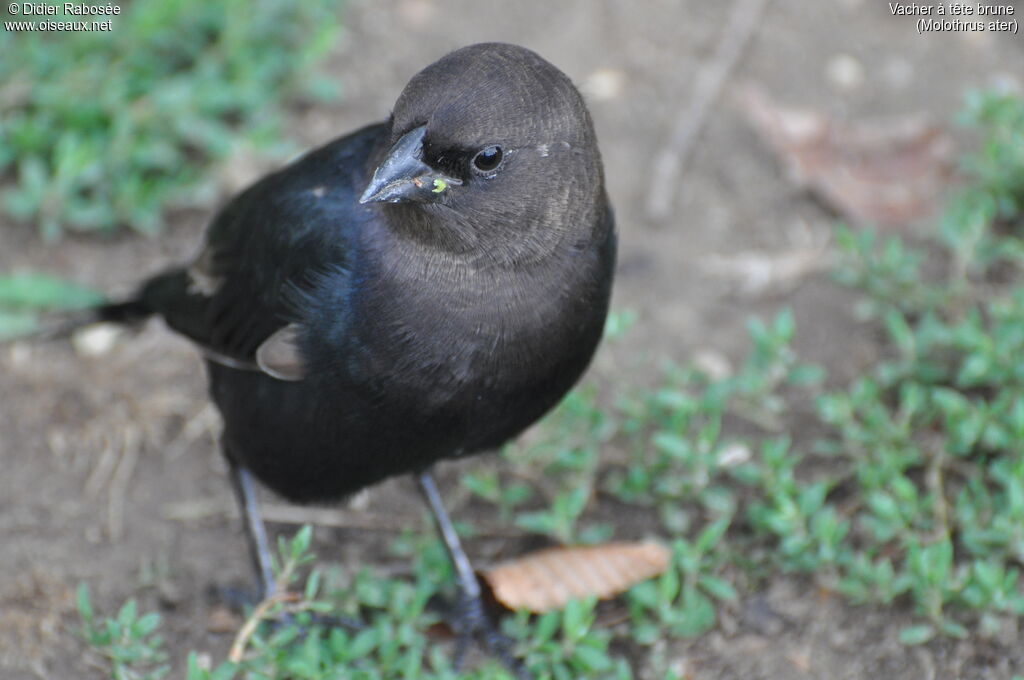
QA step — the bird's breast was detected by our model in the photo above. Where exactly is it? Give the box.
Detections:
[342,254,602,416]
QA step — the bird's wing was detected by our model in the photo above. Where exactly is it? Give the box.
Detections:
[140,123,385,371]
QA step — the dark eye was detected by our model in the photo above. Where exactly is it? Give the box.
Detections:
[472,146,503,174]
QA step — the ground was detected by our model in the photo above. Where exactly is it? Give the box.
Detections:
[1,0,1021,678]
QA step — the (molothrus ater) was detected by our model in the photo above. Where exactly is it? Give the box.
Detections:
[86,42,615,673]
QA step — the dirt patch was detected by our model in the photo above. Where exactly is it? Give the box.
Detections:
[2,1,1021,678]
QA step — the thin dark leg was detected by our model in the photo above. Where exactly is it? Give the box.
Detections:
[417,469,531,679]
[226,460,361,633]
[228,462,275,600]
[417,470,481,601]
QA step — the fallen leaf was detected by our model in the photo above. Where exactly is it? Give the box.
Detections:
[482,541,670,613]
[737,86,955,227]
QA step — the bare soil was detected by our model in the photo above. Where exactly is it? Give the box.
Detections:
[2,1,1022,678]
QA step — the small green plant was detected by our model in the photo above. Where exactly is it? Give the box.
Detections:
[806,92,1024,642]
[461,468,534,522]
[484,373,620,544]
[507,598,630,680]
[78,584,169,680]
[743,438,848,574]
[628,521,737,642]
[82,526,631,679]
[1,0,342,238]
[605,309,821,536]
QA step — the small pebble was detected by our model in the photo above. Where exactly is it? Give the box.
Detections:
[693,349,732,381]
[206,606,242,634]
[718,442,752,467]
[826,54,865,91]
[7,341,31,367]
[581,69,626,102]
[192,652,214,670]
[71,322,123,357]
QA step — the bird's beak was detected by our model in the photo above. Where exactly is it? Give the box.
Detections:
[359,125,462,204]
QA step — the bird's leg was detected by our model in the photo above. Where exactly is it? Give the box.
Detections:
[226,460,361,633]
[228,461,276,601]
[416,469,531,679]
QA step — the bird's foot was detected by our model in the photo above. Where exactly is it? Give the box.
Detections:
[447,591,531,680]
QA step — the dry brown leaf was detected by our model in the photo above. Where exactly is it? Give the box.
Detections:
[482,541,671,613]
[737,86,956,227]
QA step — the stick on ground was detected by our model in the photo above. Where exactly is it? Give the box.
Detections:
[646,0,772,221]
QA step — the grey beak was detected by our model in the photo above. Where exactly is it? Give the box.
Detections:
[359,125,462,204]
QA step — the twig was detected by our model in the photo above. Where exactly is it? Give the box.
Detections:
[914,647,937,680]
[106,427,139,542]
[84,437,118,499]
[645,0,772,221]
[228,591,299,663]
[164,403,219,460]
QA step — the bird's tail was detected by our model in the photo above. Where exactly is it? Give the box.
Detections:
[92,298,153,325]
[24,297,153,341]
[8,268,201,344]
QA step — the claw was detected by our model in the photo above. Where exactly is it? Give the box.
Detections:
[447,591,530,679]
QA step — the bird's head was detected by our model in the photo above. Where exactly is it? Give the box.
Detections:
[360,43,604,261]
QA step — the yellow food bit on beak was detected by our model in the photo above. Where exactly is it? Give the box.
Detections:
[432,178,447,193]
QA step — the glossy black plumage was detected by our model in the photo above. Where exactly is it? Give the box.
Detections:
[84,43,615,676]
[118,43,615,504]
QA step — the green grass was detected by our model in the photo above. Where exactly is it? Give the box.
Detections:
[76,91,1024,677]
[0,272,104,338]
[1,0,342,238]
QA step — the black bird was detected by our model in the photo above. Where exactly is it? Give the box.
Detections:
[88,42,614,672]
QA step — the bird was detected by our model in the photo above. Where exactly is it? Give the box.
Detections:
[79,42,615,674]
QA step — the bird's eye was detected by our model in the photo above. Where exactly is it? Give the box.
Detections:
[472,146,503,174]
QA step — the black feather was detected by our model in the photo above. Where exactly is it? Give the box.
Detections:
[95,43,616,503]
